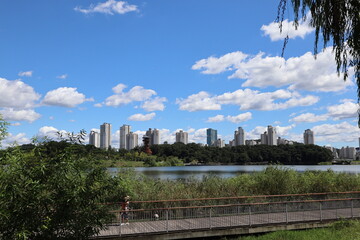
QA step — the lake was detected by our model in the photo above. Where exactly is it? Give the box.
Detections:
[108,165,360,180]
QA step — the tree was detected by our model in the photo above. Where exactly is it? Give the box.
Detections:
[277,0,359,123]
[0,141,117,239]
[0,114,9,147]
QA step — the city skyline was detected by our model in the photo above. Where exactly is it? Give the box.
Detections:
[0,0,358,149]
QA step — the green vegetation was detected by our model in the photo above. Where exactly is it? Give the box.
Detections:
[228,220,360,240]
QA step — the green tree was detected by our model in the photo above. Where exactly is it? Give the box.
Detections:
[0,141,117,239]
[0,114,9,147]
[277,0,360,123]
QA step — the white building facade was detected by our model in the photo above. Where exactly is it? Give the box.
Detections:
[89,131,100,148]
[120,124,131,150]
[175,130,188,144]
[100,123,111,150]
[234,127,245,146]
[304,129,315,145]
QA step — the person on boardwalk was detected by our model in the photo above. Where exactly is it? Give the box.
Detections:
[121,196,130,225]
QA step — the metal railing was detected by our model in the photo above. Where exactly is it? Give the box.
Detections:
[100,197,360,237]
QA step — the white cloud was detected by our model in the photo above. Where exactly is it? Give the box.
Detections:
[2,132,30,148]
[193,49,353,92]
[141,97,167,112]
[128,112,156,121]
[105,84,157,107]
[57,74,67,79]
[176,91,221,112]
[11,122,21,126]
[327,101,358,120]
[207,115,225,123]
[312,121,360,143]
[18,71,33,77]
[275,124,296,136]
[37,126,68,140]
[94,103,103,107]
[0,108,41,123]
[192,51,248,74]
[42,87,93,108]
[188,128,207,143]
[0,78,40,108]
[261,18,314,41]
[74,0,138,15]
[290,113,328,123]
[226,112,252,123]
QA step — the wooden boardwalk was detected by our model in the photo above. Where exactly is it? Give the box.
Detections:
[96,207,360,238]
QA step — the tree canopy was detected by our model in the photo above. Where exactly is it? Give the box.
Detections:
[277,0,359,123]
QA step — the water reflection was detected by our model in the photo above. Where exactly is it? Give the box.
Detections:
[108,165,360,180]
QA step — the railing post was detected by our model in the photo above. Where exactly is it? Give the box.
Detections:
[166,209,169,232]
[249,205,252,226]
[285,203,288,224]
[209,207,212,229]
[268,203,270,224]
[320,202,322,222]
[119,211,122,236]
[351,199,354,218]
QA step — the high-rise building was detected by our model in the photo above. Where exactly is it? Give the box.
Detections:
[120,124,131,150]
[89,130,100,148]
[126,132,138,150]
[234,127,245,146]
[206,128,217,146]
[340,146,356,159]
[145,128,160,145]
[267,125,277,146]
[304,129,314,145]
[176,130,188,144]
[214,138,225,148]
[260,132,268,145]
[100,123,111,150]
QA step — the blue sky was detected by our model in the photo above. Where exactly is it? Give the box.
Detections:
[0,0,358,148]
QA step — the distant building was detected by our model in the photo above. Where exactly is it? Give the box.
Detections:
[229,140,236,147]
[325,146,339,159]
[277,137,293,145]
[234,127,245,146]
[260,132,268,145]
[245,140,257,146]
[126,132,138,150]
[100,123,111,150]
[120,124,131,150]
[207,128,217,146]
[89,130,100,148]
[267,125,277,146]
[214,138,225,148]
[175,130,188,144]
[339,146,356,159]
[145,128,160,145]
[304,129,314,145]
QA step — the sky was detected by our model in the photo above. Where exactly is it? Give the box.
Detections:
[0,0,358,149]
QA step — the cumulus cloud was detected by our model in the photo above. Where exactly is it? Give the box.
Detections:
[226,112,252,123]
[261,18,314,41]
[178,89,318,112]
[312,121,360,143]
[327,101,358,120]
[0,78,40,108]
[37,126,68,140]
[193,49,353,92]
[188,128,208,143]
[105,84,157,107]
[42,87,93,107]
[207,115,225,123]
[0,108,41,123]
[18,71,33,77]
[56,74,67,79]
[2,133,30,148]
[128,112,156,121]
[74,0,138,15]
[94,103,103,107]
[141,97,167,112]
[290,113,328,123]
[176,91,221,112]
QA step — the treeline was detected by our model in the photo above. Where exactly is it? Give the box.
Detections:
[0,141,333,166]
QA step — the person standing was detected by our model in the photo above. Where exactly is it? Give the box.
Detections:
[121,196,130,225]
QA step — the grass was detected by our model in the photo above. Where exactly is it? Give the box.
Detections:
[229,220,360,240]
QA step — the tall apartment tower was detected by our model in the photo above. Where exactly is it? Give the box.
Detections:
[100,123,111,150]
[260,132,268,145]
[267,125,277,146]
[303,129,314,145]
[176,130,188,144]
[89,131,100,148]
[145,128,160,145]
[120,124,131,149]
[207,128,217,146]
[234,127,245,146]
[126,132,138,150]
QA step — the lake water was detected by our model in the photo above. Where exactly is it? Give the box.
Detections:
[108,165,360,180]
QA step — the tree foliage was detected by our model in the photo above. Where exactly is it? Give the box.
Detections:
[0,141,117,239]
[277,0,359,123]
[0,114,9,147]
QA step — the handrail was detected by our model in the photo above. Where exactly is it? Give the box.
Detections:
[109,197,360,213]
[103,191,360,205]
